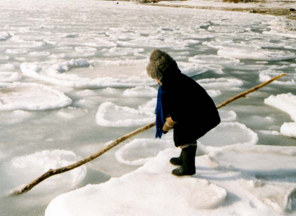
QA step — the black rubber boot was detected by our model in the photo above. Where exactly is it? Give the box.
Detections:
[172,145,196,176]
[170,150,183,166]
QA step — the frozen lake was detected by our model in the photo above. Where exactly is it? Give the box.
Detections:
[1,0,296,215]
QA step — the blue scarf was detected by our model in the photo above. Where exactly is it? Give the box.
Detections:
[155,85,165,138]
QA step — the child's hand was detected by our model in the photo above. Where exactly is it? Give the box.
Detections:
[162,117,177,132]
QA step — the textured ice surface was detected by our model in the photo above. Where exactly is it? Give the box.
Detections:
[259,71,295,85]
[189,54,240,65]
[218,110,237,122]
[45,149,227,216]
[265,93,296,121]
[206,89,221,98]
[210,145,296,176]
[0,72,21,82]
[199,122,258,147]
[8,150,87,193]
[197,77,243,89]
[280,122,296,138]
[240,179,296,213]
[115,138,172,166]
[21,60,154,88]
[123,86,157,98]
[218,48,296,61]
[96,102,154,127]
[0,83,72,110]
[264,84,296,136]
[138,98,157,113]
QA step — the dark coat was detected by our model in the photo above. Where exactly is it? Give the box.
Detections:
[161,64,220,147]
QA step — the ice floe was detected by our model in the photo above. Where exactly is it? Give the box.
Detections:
[0,63,15,71]
[57,107,88,119]
[9,150,86,193]
[6,49,29,54]
[259,70,295,85]
[240,179,296,214]
[218,48,296,61]
[45,149,227,216]
[197,77,243,89]
[218,110,237,122]
[123,86,157,98]
[115,138,172,166]
[210,144,296,177]
[0,82,72,111]
[0,110,33,125]
[0,72,21,82]
[280,122,296,138]
[206,89,221,98]
[0,32,11,41]
[189,54,240,65]
[138,98,157,113]
[29,51,51,56]
[21,60,154,88]
[265,93,296,122]
[96,102,154,127]
[264,92,296,139]
[199,122,258,147]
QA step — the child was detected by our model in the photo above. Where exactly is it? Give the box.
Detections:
[146,49,220,176]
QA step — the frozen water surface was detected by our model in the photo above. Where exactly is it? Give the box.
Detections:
[0,0,296,215]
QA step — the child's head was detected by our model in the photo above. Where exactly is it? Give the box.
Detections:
[146,49,175,83]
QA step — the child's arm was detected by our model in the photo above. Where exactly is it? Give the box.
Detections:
[162,116,177,132]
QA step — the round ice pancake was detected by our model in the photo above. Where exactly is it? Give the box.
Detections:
[46,149,227,216]
[21,60,154,88]
[280,122,296,138]
[264,93,296,122]
[189,54,240,65]
[96,102,154,127]
[0,82,72,111]
[123,86,157,98]
[138,98,157,113]
[0,72,21,82]
[8,150,86,193]
[0,32,10,41]
[210,145,296,177]
[199,122,258,147]
[115,138,172,166]
[259,71,295,86]
[197,77,243,89]
[219,110,237,122]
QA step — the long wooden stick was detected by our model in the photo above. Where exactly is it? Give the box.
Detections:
[216,73,286,109]
[11,73,285,195]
